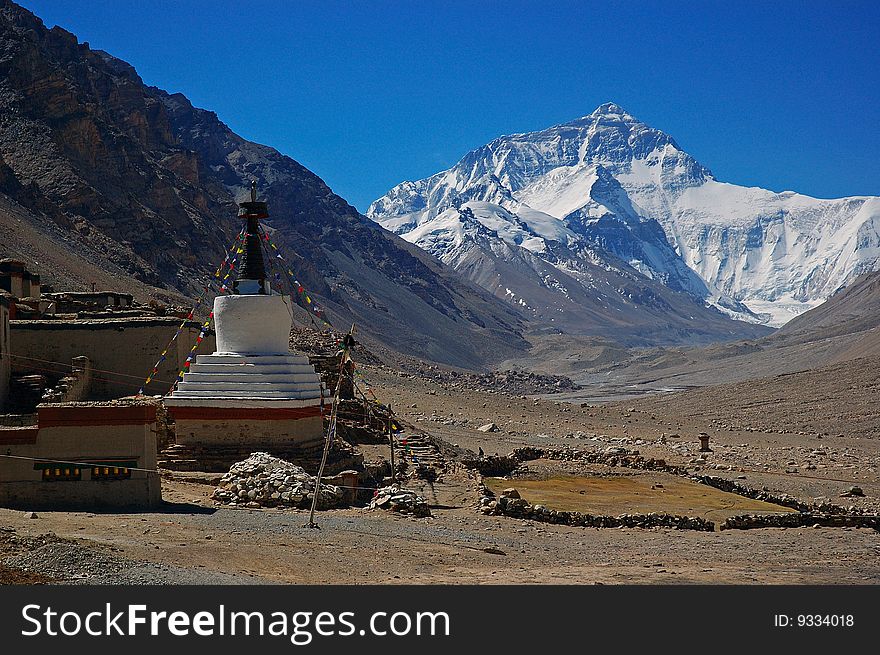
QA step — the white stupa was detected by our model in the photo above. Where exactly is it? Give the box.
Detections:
[164,184,324,459]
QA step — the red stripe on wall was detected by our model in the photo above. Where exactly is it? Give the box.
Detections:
[167,405,322,421]
[0,428,39,445]
[37,405,158,428]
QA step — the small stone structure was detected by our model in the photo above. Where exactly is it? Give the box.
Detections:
[370,485,431,517]
[210,452,344,509]
[0,400,162,510]
[0,293,9,410]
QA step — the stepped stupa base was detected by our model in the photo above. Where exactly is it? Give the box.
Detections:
[166,399,323,451]
[164,348,325,455]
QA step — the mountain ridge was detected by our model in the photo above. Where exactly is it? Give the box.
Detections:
[0,0,531,369]
[370,102,880,328]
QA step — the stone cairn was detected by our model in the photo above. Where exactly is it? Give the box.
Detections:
[369,485,431,518]
[211,452,345,510]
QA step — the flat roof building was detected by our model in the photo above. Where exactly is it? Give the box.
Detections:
[0,401,162,510]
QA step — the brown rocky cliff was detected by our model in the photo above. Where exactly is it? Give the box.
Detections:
[0,0,528,368]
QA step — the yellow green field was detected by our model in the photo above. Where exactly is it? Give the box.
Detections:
[485,473,796,523]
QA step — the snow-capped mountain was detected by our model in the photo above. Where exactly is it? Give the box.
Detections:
[369,103,880,327]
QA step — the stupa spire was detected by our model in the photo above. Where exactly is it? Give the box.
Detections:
[234,180,269,294]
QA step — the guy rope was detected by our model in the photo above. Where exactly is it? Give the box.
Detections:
[306,324,357,529]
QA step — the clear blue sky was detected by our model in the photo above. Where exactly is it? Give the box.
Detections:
[20,0,880,212]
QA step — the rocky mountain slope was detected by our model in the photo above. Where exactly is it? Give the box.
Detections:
[548,269,880,396]
[370,103,880,327]
[0,0,529,369]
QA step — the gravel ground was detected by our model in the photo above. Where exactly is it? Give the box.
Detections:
[1,531,273,585]
[1,364,879,585]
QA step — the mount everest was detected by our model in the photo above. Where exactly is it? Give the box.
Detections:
[369,103,880,328]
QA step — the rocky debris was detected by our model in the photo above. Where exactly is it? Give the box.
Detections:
[841,486,865,497]
[402,366,580,396]
[720,513,880,532]
[290,326,383,367]
[501,488,520,499]
[478,490,713,531]
[463,454,522,477]
[210,453,345,510]
[469,370,580,395]
[369,485,431,517]
[0,529,263,585]
[477,422,500,432]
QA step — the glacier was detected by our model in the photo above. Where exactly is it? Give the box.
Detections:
[368,102,880,327]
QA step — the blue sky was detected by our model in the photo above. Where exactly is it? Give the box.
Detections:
[20,0,880,212]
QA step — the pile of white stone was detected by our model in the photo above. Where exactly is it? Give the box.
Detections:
[211,452,345,510]
[369,485,431,517]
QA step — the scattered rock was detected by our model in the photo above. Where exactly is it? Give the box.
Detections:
[370,485,431,517]
[477,423,500,433]
[841,486,865,498]
[501,488,520,499]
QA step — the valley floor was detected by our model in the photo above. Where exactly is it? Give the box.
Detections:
[2,364,879,585]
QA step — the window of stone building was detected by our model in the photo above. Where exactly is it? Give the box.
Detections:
[39,466,83,481]
[35,460,136,481]
[91,465,133,480]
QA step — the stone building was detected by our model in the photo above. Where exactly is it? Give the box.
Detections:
[10,316,215,399]
[0,293,10,410]
[0,259,40,299]
[0,401,162,510]
[42,291,133,314]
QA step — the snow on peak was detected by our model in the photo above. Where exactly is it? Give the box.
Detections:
[370,109,880,327]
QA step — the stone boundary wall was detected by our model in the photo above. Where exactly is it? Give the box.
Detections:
[690,474,839,514]
[721,513,880,531]
[477,483,714,531]
[41,356,91,403]
[465,445,877,530]
[463,446,686,478]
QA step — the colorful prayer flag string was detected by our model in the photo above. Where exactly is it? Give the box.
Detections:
[138,228,244,394]
[256,226,333,328]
